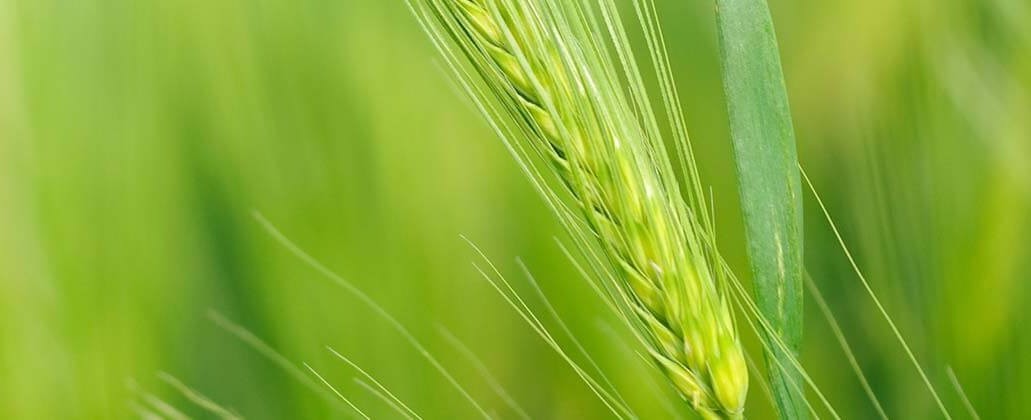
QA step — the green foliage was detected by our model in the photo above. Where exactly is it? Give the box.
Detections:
[0,0,1029,418]
[714,0,805,418]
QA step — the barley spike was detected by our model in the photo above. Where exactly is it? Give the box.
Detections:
[416,0,749,417]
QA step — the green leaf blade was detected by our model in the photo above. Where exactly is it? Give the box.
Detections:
[714,0,806,418]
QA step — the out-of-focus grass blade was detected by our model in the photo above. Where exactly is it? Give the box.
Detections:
[714,0,806,418]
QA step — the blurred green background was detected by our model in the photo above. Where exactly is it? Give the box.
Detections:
[1,0,1028,418]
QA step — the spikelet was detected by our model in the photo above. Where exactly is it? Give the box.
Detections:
[413,0,748,417]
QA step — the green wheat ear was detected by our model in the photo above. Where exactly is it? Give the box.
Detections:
[412,0,748,418]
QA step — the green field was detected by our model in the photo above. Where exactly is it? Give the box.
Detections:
[1,0,1028,418]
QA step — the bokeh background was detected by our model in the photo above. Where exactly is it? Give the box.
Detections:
[1,0,1029,418]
